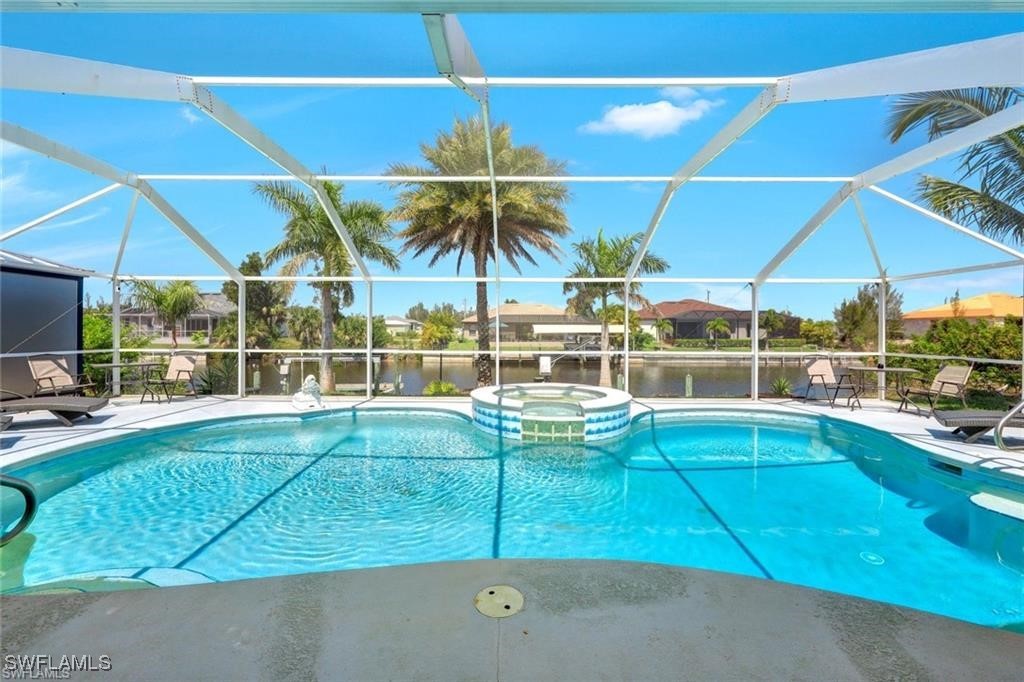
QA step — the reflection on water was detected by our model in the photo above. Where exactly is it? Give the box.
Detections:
[245,356,807,398]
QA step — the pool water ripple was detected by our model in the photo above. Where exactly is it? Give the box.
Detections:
[2,410,1022,628]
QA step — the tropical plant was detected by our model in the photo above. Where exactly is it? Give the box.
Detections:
[217,252,288,349]
[653,318,674,344]
[256,179,399,392]
[334,315,392,349]
[194,354,238,395]
[886,88,1024,244]
[759,309,785,350]
[82,312,150,389]
[127,280,203,348]
[800,319,838,349]
[287,306,322,348]
[389,115,571,386]
[706,317,731,351]
[423,380,461,397]
[563,229,669,387]
[833,283,903,350]
[420,308,459,349]
[769,376,793,398]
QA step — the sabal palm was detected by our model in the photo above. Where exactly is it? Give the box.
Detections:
[887,88,1024,244]
[128,280,202,348]
[563,229,669,387]
[287,306,322,349]
[653,318,674,344]
[706,317,731,351]
[389,116,570,386]
[256,180,399,392]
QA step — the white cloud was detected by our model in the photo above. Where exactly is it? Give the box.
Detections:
[0,171,59,208]
[658,86,699,101]
[579,98,724,140]
[180,107,201,125]
[0,141,29,162]
[37,207,110,231]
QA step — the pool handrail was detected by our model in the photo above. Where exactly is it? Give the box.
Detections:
[0,474,38,546]
[994,398,1024,452]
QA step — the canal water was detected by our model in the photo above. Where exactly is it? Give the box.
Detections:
[248,356,807,399]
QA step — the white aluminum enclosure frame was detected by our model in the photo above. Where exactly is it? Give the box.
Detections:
[2,27,1023,397]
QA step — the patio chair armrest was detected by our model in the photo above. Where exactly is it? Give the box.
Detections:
[174,369,194,382]
[33,377,59,395]
[935,380,967,395]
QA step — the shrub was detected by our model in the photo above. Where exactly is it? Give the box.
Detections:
[423,380,461,397]
[769,377,793,397]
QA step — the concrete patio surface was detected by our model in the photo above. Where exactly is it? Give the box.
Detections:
[2,559,1022,681]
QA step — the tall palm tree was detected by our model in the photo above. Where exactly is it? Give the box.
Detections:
[389,116,570,386]
[256,180,399,392]
[563,229,669,387]
[887,88,1024,244]
[128,280,202,348]
[706,317,731,351]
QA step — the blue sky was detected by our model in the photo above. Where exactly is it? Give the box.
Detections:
[2,12,1022,321]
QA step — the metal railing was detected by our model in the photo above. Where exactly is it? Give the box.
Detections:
[0,474,38,546]
[994,398,1024,451]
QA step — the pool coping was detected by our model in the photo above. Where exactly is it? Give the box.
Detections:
[2,559,1021,680]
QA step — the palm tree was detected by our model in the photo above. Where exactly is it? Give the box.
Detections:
[563,229,669,387]
[706,317,731,351]
[887,88,1024,244]
[759,309,785,350]
[128,280,202,348]
[389,116,570,386]
[256,180,399,392]
[653,318,674,346]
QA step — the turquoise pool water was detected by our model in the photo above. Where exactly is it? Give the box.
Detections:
[2,410,1022,628]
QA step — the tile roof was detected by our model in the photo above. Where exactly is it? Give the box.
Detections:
[462,302,567,323]
[638,299,741,319]
[903,292,1024,320]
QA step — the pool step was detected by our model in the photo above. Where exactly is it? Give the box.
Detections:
[521,418,586,443]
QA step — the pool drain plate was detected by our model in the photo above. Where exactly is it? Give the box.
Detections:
[474,585,524,618]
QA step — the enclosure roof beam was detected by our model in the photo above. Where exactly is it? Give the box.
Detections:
[888,259,1024,283]
[0,183,122,243]
[626,33,1024,281]
[626,86,780,279]
[0,46,371,281]
[753,102,1024,286]
[0,121,243,283]
[780,32,1024,103]
[2,1,1019,12]
[867,185,1024,262]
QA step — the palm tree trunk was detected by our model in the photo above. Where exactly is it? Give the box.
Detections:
[319,285,336,393]
[474,254,492,386]
[169,320,178,349]
[599,294,611,388]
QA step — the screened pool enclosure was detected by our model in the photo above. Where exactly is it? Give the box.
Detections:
[1,12,1022,399]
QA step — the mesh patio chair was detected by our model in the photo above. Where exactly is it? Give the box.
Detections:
[141,354,198,403]
[28,354,96,397]
[802,357,862,410]
[898,364,972,416]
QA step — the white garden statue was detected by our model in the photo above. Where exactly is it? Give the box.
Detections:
[292,374,324,410]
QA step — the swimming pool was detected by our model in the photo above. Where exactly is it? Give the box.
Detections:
[2,409,1022,629]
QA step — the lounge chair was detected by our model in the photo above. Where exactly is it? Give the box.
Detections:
[28,354,96,398]
[802,358,862,410]
[141,354,198,403]
[933,408,1024,444]
[898,364,972,416]
[0,389,108,427]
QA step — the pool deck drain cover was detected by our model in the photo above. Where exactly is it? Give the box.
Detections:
[474,585,524,618]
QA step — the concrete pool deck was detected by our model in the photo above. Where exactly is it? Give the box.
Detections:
[2,559,1022,681]
[3,394,1023,486]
